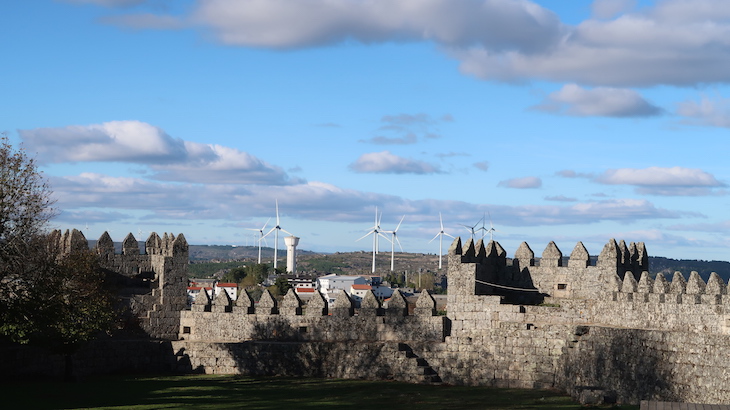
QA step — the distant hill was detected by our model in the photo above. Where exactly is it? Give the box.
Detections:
[649,256,730,283]
[91,241,730,283]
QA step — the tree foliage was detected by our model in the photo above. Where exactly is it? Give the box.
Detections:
[269,276,292,297]
[0,247,116,351]
[220,266,247,283]
[0,135,115,351]
[0,133,55,280]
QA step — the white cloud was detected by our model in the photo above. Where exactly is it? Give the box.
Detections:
[545,195,577,202]
[361,113,451,145]
[19,121,295,185]
[455,0,730,87]
[361,133,418,145]
[596,167,724,187]
[533,84,662,117]
[349,151,441,174]
[498,176,542,189]
[592,0,636,19]
[187,0,563,52]
[96,0,730,87]
[51,172,683,228]
[595,167,727,196]
[556,169,594,179]
[677,95,730,128]
[474,161,490,172]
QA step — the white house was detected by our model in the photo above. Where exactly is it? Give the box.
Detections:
[214,282,238,302]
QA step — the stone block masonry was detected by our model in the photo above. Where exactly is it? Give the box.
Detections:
[23,228,730,405]
[52,229,189,339]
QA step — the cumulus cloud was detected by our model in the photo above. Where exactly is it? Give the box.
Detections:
[533,84,663,117]
[474,161,490,172]
[455,0,730,87]
[556,169,594,179]
[186,0,564,52]
[677,95,730,128]
[595,166,726,196]
[19,121,295,185]
[94,0,730,87]
[545,195,577,202]
[498,176,542,189]
[349,151,441,174]
[597,167,724,187]
[51,172,683,228]
[360,113,451,145]
[362,133,418,145]
[592,0,636,19]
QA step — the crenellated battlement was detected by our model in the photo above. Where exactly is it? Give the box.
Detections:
[51,228,189,339]
[179,288,445,343]
[45,228,730,405]
[446,237,649,304]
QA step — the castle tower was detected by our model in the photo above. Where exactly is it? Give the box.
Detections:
[284,235,300,273]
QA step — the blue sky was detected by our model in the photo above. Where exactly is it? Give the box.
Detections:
[2,0,730,261]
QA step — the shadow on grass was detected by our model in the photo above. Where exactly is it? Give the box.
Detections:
[2,374,639,410]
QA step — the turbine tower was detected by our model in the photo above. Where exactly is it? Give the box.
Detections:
[429,212,454,270]
[384,215,405,272]
[246,218,270,264]
[263,200,292,270]
[357,207,391,273]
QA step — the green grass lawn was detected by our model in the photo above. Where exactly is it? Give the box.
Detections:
[1,374,639,410]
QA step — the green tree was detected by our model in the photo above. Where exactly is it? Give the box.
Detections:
[269,276,292,297]
[0,133,55,284]
[0,134,115,351]
[220,266,247,283]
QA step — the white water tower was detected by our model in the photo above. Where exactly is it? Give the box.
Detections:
[284,235,300,274]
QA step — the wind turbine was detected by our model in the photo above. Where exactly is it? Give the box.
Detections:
[461,216,484,242]
[246,218,270,264]
[263,200,292,270]
[357,207,391,273]
[429,213,455,269]
[478,211,498,241]
[384,215,405,272]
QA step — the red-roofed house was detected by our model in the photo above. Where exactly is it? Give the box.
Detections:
[215,282,238,301]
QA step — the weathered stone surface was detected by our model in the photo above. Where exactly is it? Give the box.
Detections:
[541,241,562,267]
[448,237,462,255]
[281,289,303,315]
[257,290,278,315]
[568,242,589,268]
[213,289,232,313]
[305,290,328,316]
[122,233,140,255]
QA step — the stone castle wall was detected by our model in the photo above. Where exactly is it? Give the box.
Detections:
[52,229,189,339]
[173,235,730,405]
[26,229,730,405]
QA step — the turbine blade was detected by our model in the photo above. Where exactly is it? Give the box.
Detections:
[263,227,276,237]
[444,232,455,239]
[280,228,293,236]
[357,230,374,242]
[428,232,440,243]
[261,217,271,231]
[395,236,403,252]
[275,199,280,225]
[395,215,405,232]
